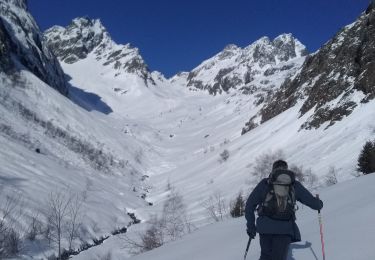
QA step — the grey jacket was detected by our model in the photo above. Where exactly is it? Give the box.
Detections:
[245,178,323,242]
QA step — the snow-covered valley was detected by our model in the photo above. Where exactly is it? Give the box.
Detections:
[1,0,374,259]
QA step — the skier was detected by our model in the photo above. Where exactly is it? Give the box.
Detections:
[245,160,323,260]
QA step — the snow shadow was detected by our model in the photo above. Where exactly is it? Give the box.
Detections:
[288,241,319,260]
[66,76,113,114]
[0,175,27,188]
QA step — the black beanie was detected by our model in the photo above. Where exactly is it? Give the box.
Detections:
[272,160,288,170]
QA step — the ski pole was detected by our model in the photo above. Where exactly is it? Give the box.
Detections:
[244,237,251,260]
[316,194,326,260]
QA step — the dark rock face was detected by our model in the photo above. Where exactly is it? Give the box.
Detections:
[44,17,106,64]
[0,0,68,95]
[241,116,258,135]
[259,4,375,130]
[0,19,13,72]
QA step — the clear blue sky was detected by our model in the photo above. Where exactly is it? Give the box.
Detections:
[29,0,370,77]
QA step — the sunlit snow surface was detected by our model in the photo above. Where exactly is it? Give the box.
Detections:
[1,3,374,258]
[79,174,375,260]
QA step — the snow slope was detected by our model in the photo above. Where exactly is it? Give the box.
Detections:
[60,52,375,259]
[43,13,375,260]
[0,69,155,258]
[128,173,375,260]
[1,3,374,259]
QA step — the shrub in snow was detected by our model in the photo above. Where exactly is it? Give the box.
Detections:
[0,227,22,258]
[123,189,193,254]
[304,169,319,191]
[289,164,306,183]
[219,138,230,147]
[325,166,338,186]
[4,100,128,174]
[251,150,285,181]
[357,140,375,175]
[26,215,43,241]
[219,149,230,162]
[202,191,227,222]
[230,191,246,218]
[140,218,165,252]
[3,229,21,257]
[287,164,319,190]
[122,215,165,254]
[0,192,23,258]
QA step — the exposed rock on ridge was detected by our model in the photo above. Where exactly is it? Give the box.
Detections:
[44,17,155,85]
[0,0,68,95]
[242,3,375,133]
[180,34,307,95]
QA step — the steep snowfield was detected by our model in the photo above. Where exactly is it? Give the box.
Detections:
[0,70,155,258]
[125,173,375,260]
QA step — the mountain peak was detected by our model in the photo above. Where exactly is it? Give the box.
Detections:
[241,34,307,66]
[272,33,308,60]
[70,17,107,35]
[45,17,156,85]
[44,16,111,64]
[223,44,239,51]
[5,0,28,9]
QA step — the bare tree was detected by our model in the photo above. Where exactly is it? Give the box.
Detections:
[202,191,227,222]
[45,191,72,260]
[162,190,187,240]
[0,191,22,258]
[66,194,83,251]
[251,150,285,181]
[26,214,43,241]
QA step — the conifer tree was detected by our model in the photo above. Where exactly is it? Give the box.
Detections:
[230,191,245,218]
[357,140,375,175]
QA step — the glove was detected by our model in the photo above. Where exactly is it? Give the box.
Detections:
[247,228,256,239]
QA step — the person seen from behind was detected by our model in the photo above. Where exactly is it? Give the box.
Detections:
[245,160,323,260]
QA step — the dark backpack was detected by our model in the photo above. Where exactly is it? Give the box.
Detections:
[257,169,297,221]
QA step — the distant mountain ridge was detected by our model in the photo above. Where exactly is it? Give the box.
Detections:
[171,33,307,95]
[43,8,375,134]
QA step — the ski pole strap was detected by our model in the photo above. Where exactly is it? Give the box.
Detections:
[244,238,251,260]
[316,194,321,213]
